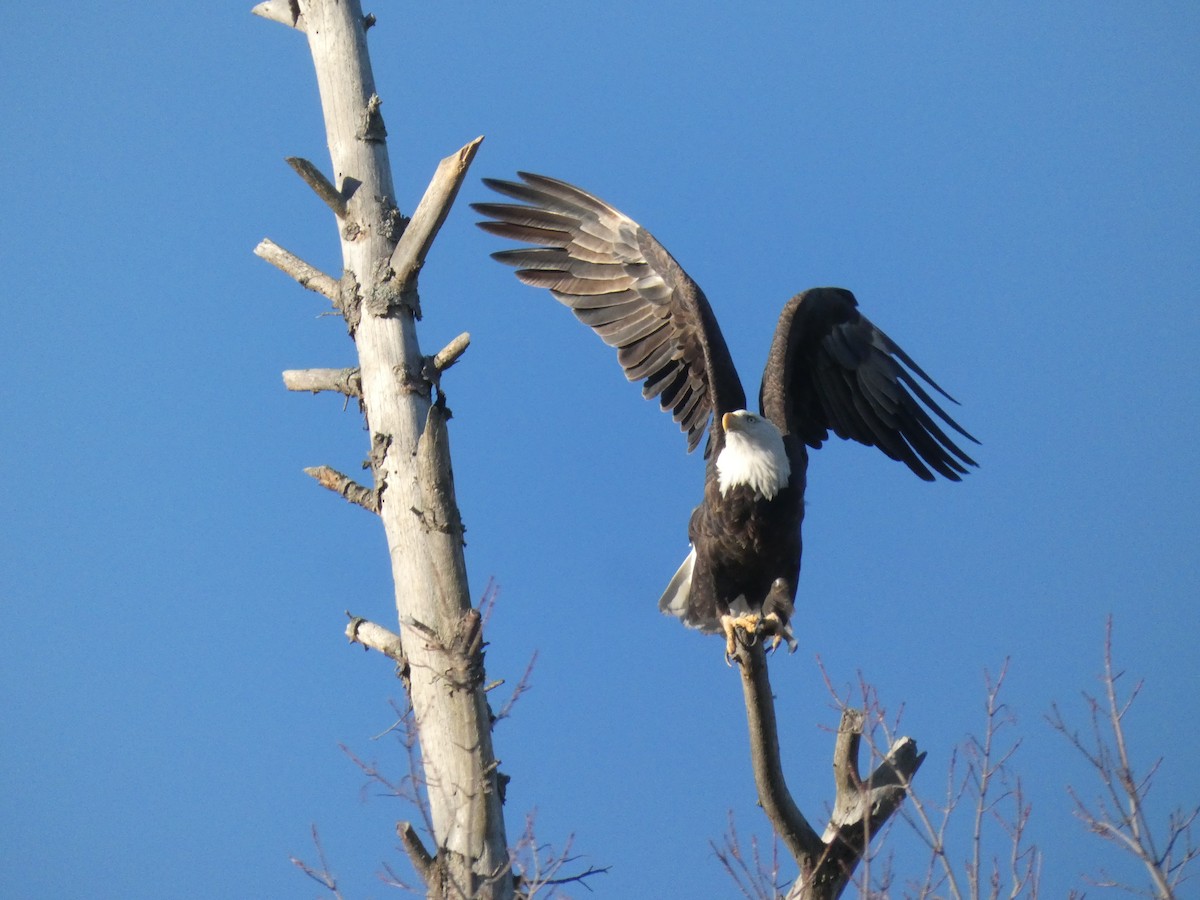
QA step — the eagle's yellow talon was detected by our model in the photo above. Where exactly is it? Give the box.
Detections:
[721,612,775,661]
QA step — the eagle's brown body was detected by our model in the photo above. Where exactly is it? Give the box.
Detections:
[674,438,807,633]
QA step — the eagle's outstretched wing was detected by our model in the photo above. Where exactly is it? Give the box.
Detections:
[473,173,745,454]
[759,287,978,481]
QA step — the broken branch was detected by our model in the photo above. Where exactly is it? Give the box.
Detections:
[282,367,362,396]
[251,0,306,31]
[431,332,471,374]
[303,465,379,512]
[255,238,338,300]
[389,137,485,290]
[345,614,406,665]
[286,156,349,218]
[398,821,442,894]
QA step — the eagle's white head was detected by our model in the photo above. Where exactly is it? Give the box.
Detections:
[716,410,791,500]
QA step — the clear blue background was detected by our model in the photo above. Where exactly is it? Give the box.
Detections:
[2,2,1197,897]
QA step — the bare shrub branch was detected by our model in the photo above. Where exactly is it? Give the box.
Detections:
[1047,617,1198,898]
[508,812,609,899]
[492,652,538,727]
[713,811,791,900]
[290,825,346,899]
[814,662,1039,900]
[891,662,1040,900]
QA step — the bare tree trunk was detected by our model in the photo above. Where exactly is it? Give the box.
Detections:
[253,2,511,897]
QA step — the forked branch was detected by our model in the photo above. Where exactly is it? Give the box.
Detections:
[733,643,924,899]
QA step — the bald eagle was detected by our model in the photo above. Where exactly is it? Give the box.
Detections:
[474,173,976,657]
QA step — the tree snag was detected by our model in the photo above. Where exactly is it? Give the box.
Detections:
[253,1,510,897]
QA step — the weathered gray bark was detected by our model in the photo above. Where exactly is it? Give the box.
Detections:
[253,2,511,897]
[732,642,925,899]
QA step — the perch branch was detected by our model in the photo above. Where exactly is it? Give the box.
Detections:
[255,238,338,300]
[286,156,349,218]
[735,643,825,863]
[283,367,362,396]
[389,137,485,290]
[303,465,379,512]
[733,643,924,899]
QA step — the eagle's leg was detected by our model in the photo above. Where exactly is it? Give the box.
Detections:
[761,612,798,654]
[761,578,798,654]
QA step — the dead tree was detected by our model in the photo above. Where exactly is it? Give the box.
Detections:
[252,4,925,897]
[252,2,510,897]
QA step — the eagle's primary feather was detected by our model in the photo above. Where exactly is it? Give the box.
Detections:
[474,173,977,642]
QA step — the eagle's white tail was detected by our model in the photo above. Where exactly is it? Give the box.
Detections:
[658,546,696,620]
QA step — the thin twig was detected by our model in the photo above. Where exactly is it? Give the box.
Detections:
[492,652,537,726]
[289,825,344,898]
[510,811,608,899]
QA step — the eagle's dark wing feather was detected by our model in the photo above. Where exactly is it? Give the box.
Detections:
[760,287,978,481]
[473,173,745,454]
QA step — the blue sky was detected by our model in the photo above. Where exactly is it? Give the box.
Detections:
[2,3,1198,897]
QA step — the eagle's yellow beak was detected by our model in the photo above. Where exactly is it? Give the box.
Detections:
[722,412,737,432]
